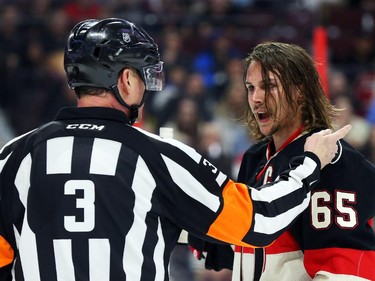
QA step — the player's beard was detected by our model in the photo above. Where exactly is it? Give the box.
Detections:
[259,108,279,138]
[266,113,298,139]
[265,124,279,138]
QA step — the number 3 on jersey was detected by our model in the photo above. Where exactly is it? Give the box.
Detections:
[64,180,95,232]
[311,190,358,230]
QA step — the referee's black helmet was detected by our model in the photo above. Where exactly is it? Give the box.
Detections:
[64,18,165,92]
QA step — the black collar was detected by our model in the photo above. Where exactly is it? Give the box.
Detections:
[54,107,131,124]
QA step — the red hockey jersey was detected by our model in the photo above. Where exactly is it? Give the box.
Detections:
[191,129,375,280]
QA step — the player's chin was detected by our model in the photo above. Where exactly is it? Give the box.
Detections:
[258,123,275,137]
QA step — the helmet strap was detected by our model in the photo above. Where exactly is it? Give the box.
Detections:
[111,85,146,125]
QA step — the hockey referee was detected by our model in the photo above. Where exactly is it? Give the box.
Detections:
[0,18,350,281]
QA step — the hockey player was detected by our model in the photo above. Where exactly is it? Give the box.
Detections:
[189,42,375,281]
[0,20,349,281]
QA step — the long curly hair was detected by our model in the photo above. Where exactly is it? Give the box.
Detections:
[242,41,339,141]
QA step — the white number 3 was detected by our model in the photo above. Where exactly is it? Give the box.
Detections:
[64,180,95,232]
[311,190,358,230]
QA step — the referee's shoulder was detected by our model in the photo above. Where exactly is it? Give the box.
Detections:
[0,120,63,158]
[0,128,38,157]
[133,126,196,156]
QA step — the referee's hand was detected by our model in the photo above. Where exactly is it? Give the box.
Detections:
[304,125,351,169]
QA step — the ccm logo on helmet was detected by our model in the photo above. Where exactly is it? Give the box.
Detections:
[66,124,105,131]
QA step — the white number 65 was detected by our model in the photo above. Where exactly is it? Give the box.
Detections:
[311,190,357,230]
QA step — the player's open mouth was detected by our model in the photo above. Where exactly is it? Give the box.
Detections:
[257,111,271,122]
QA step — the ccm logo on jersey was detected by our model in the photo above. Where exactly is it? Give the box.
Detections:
[66,124,105,131]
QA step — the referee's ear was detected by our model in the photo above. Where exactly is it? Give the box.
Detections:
[118,68,132,94]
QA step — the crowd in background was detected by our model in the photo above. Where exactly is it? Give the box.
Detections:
[1,0,375,280]
[1,0,375,171]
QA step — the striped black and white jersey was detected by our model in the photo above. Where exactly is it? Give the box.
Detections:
[0,107,322,281]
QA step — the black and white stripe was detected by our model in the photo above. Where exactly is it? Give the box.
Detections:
[0,107,322,281]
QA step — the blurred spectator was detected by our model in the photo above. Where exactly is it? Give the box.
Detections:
[145,27,193,128]
[356,60,375,166]
[349,33,375,69]
[4,37,47,133]
[39,9,71,54]
[200,0,240,24]
[164,96,202,148]
[299,0,346,12]
[359,0,375,11]
[63,0,102,25]
[355,74,375,116]
[225,57,244,84]
[160,27,192,71]
[231,0,255,8]
[0,5,24,108]
[147,65,188,128]
[361,125,375,164]
[213,78,253,177]
[365,96,375,128]
[192,32,242,99]
[333,94,371,151]
[182,72,214,122]
[24,0,55,35]
[197,121,233,176]
[7,48,75,134]
[38,50,76,123]
[108,0,145,24]
[328,69,351,102]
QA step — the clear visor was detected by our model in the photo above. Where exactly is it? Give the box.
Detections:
[142,62,165,92]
